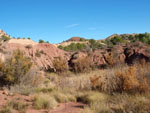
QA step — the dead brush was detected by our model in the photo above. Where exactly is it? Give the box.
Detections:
[89,69,120,94]
[116,66,139,93]
[73,56,95,73]
[53,57,68,74]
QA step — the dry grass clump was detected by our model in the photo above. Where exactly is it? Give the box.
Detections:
[77,91,109,104]
[0,100,28,113]
[50,90,76,103]
[80,91,150,113]
[33,93,58,110]
[0,106,12,113]
[8,100,28,111]
[57,74,91,90]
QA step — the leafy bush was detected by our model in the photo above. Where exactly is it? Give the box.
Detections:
[0,50,32,85]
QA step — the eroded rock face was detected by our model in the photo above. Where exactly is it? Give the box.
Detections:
[0,39,150,72]
[68,43,150,70]
[124,43,150,64]
[0,42,69,71]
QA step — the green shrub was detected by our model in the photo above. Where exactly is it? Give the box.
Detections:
[61,43,86,51]
[1,35,10,42]
[58,45,64,49]
[110,36,124,45]
[39,39,44,43]
[89,39,101,50]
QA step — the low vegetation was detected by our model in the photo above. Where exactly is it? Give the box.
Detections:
[1,35,10,42]
[58,43,86,51]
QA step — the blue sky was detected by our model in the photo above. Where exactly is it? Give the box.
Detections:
[0,0,150,43]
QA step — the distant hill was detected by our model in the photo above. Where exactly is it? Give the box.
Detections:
[66,37,86,42]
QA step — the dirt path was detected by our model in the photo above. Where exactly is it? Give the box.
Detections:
[27,102,84,113]
[49,102,84,113]
[0,90,84,113]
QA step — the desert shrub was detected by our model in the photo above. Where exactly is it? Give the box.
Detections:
[89,67,122,93]
[116,66,139,93]
[8,100,28,111]
[89,39,101,50]
[58,45,63,49]
[53,57,68,74]
[77,91,108,104]
[73,56,95,73]
[110,36,124,45]
[35,49,41,57]
[33,93,57,110]
[60,43,86,52]
[39,39,44,43]
[89,63,150,93]
[57,74,91,90]
[35,87,53,93]
[10,70,43,95]
[0,50,33,85]
[1,35,10,42]
[25,45,32,49]
[81,92,150,113]
[27,37,31,39]
[0,106,12,113]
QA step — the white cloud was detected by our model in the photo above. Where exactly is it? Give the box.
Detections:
[65,24,80,28]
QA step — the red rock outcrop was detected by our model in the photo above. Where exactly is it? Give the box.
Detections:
[0,42,69,70]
